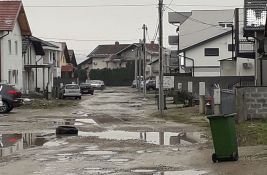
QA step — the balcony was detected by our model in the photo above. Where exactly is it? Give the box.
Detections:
[236,39,255,59]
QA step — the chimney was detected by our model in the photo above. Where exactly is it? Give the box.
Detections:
[150,41,155,45]
[115,41,119,45]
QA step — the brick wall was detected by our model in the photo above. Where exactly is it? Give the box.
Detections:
[236,87,267,122]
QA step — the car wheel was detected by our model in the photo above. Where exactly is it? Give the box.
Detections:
[7,106,14,113]
[0,101,10,114]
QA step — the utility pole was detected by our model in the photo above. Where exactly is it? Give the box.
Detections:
[158,0,164,116]
[142,24,147,98]
[138,41,142,92]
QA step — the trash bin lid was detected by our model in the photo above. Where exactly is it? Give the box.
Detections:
[207,113,236,119]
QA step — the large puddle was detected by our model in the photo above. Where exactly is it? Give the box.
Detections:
[78,130,207,146]
[38,118,99,127]
[0,132,54,158]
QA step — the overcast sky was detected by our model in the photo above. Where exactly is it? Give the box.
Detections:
[21,0,244,63]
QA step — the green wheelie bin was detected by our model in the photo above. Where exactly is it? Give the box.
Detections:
[207,114,238,163]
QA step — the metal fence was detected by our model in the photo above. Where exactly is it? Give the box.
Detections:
[221,89,236,115]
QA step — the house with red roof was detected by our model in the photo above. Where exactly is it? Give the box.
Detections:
[79,41,164,79]
[0,0,31,90]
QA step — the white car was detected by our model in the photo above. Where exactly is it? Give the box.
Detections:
[88,80,105,90]
[61,84,82,99]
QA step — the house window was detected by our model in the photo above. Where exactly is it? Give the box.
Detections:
[49,52,52,62]
[14,70,18,84]
[8,40,12,54]
[218,22,233,28]
[53,52,56,64]
[15,41,18,55]
[8,70,12,83]
[205,48,219,56]
[228,44,235,51]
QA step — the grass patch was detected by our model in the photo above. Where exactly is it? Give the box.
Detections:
[152,106,209,127]
[20,99,79,109]
[237,121,267,146]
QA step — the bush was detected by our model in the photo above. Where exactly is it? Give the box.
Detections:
[89,61,135,86]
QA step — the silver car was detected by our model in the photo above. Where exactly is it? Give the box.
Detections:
[62,84,81,99]
[89,80,105,90]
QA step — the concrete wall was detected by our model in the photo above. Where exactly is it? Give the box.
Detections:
[0,21,23,90]
[184,34,232,77]
[174,75,254,97]
[236,87,267,122]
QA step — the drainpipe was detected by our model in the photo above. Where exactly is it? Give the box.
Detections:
[0,32,10,82]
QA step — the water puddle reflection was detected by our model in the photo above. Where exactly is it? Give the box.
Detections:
[38,118,99,126]
[79,130,207,146]
[0,132,54,157]
[153,170,207,175]
[81,150,117,155]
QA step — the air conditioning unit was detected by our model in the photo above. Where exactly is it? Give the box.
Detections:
[243,62,253,69]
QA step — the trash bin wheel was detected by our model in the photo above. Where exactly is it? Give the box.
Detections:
[212,153,217,163]
[232,152,239,161]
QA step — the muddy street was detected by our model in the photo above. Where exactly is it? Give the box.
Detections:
[0,87,267,175]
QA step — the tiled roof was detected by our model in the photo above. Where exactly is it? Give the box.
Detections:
[0,1,21,31]
[88,43,130,56]
[0,0,31,35]
[179,10,234,51]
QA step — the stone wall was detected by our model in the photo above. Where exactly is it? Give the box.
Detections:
[236,87,267,122]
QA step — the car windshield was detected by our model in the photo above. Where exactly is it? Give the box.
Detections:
[65,85,79,89]
[91,80,102,84]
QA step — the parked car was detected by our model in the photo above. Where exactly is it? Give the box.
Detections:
[140,80,156,90]
[89,80,105,90]
[0,84,22,113]
[60,84,82,99]
[80,83,94,95]
[146,80,156,90]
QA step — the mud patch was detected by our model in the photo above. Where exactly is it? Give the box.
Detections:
[78,130,207,146]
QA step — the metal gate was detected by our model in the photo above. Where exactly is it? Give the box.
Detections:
[221,89,236,115]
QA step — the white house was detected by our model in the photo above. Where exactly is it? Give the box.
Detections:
[169,9,255,77]
[0,1,31,90]
[23,37,60,93]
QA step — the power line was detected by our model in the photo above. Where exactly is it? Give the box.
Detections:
[165,6,219,27]
[171,4,242,8]
[24,4,156,8]
[38,36,136,42]
[168,0,175,7]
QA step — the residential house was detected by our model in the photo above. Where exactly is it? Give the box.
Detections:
[0,0,31,90]
[68,49,78,68]
[243,0,267,86]
[168,9,255,77]
[49,42,75,79]
[79,42,131,77]
[79,41,162,78]
[21,36,61,93]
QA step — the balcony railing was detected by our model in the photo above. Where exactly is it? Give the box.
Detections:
[237,39,255,58]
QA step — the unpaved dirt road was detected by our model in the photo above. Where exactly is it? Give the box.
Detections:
[0,87,267,175]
